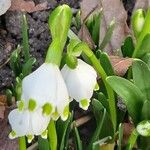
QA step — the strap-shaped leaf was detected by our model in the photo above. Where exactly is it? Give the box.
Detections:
[136,34,150,58]
[99,52,115,76]
[121,36,134,57]
[106,76,145,124]
[132,60,150,101]
[73,122,82,150]
[38,136,50,150]
[142,100,150,120]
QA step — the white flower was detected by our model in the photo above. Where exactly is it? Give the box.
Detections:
[136,120,150,137]
[0,0,11,16]
[61,59,97,110]
[8,108,50,142]
[21,63,70,121]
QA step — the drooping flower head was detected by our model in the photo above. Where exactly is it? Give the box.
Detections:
[8,4,72,141]
[61,59,97,110]
[8,108,50,142]
[21,63,70,121]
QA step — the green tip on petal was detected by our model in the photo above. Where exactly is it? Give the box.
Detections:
[28,99,36,112]
[79,99,90,110]
[61,105,69,121]
[51,111,59,121]
[94,82,99,91]
[9,130,17,139]
[17,100,24,111]
[136,120,150,137]
[42,103,53,116]
[27,135,34,143]
[41,130,48,139]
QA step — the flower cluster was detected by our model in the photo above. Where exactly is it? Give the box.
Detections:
[8,4,97,142]
[8,59,97,141]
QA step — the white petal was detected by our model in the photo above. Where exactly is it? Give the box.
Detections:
[55,68,69,120]
[0,0,11,16]
[21,63,58,108]
[30,108,50,135]
[8,109,29,137]
[61,59,97,102]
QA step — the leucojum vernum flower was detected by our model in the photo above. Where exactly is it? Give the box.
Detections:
[8,4,97,145]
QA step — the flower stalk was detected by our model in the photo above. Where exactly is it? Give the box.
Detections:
[19,136,26,150]
[73,42,117,133]
[48,120,57,150]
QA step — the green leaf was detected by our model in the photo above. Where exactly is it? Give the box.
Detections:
[15,77,22,101]
[86,9,102,45]
[22,57,36,77]
[142,53,150,68]
[88,107,107,150]
[136,34,150,58]
[38,136,50,150]
[6,89,12,106]
[92,98,104,124]
[21,13,30,62]
[132,60,150,101]
[91,13,101,45]
[99,20,115,50]
[99,52,114,76]
[118,123,123,150]
[57,113,73,150]
[97,92,109,113]
[121,36,134,57]
[10,47,21,77]
[126,129,139,150]
[142,101,150,120]
[106,76,145,124]
[73,122,82,150]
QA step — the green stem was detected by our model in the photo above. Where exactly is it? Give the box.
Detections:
[19,136,26,150]
[126,129,139,150]
[74,42,117,133]
[48,120,57,150]
[132,8,150,58]
[45,39,62,66]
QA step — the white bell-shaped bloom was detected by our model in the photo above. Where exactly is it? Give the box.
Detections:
[0,0,11,16]
[21,63,69,121]
[61,59,97,110]
[8,108,50,142]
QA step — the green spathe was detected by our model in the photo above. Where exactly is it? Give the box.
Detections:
[132,9,145,38]
[49,5,72,49]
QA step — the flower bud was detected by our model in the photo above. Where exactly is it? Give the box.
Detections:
[48,5,72,48]
[132,9,145,38]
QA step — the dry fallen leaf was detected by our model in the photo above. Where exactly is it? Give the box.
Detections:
[0,95,7,119]
[0,107,19,150]
[122,123,136,147]
[10,0,48,13]
[134,0,150,10]
[109,56,133,76]
[78,24,95,49]
[80,0,130,55]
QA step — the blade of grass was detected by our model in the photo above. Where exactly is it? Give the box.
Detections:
[21,13,30,62]
[73,122,82,150]
[118,123,123,150]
